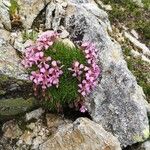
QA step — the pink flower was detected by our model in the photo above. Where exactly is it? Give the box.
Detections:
[74,42,101,97]
[22,31,101,101]
[80,105,87,113]
[81,42,98,64]
[68,61,85,77]
[36,31,58,50]
[22,45,44,68]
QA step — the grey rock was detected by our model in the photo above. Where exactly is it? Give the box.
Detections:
[0,39,27,80]
[0,39,36,116]
[45,0,149,147]
[0,29,11,41]
[45,1,66,30]
[0,0,11,30]
[40,117,121,150]
[46,113,72,133]
[25,108,45,121]
[17,0,50,29]
[141,140,150,150]
[124,31,150,57]
[32,136,43,149]
[94,0,112,11]
[2,120,23,139]
[45,2,56,29]
[131,29,139,39]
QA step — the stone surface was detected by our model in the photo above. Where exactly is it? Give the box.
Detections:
[45,0,149,147]
[17,0,50,29]
[0,0,11,30]
[131,29,139,39]
[0,38,36,117]
[0,38,27,80]
[0,113,72,150]
[131,49,150,63]
[46,113,72,133]
[0,98,36,117]
[2,120,22,139]
[25,108,45,121]
[95,0,112,11]
[0,29,11,41]
[40,117,121,150]
[141,141,150,150]
[45,1,66,30]
[124,31,150,57]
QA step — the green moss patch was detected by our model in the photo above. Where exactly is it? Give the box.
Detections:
[101,0,150,47]
[42,41,87,110]
[123,47,150,102]
[0,97,37,117]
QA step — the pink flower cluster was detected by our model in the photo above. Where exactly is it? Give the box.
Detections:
[30,60,63,89]
[37,31,58,50]
[22,30,100,113]
[22,31,63,90]
[69,42,100,96]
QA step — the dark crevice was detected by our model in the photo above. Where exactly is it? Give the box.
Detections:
[31,3,49,31]
[52,9,56,18]
[63,107,92,121]
[60,18,65,26]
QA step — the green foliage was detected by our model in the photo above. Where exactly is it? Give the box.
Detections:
[9,0,20,15]
[0,97,36,117]
[143,0,150,10]
[124,47,150,102]
[43,41,87,110]
[101,0,150,47]
[22,30,38,42]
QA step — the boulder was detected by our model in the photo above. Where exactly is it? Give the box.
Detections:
[45,0,149,147]
[2,120,22,139]
[40,117,121,150]
[25,108,45,121]
[0,37,36,118]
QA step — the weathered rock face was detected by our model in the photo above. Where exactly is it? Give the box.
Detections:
[0,0,11,30]
[0,35,35,117]
[45,0,149,147]
[17,0,50,29]
[0,0,149,148]
[0,38,27,80]
[0,113,72,150]
[40,117,121,150]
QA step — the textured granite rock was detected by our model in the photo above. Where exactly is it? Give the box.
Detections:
[40,117,121,150]
[17,0,51,29]
[0,0,11,30]
[0,38,35,117]
[0,38,27,79]
[45,0,149,147]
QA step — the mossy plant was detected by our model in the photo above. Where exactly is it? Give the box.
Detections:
[22,31,100,112]
[124,47,150,102]
[43,41,87,110]
[143,0,150,10]
[9,0,20,16]
[22,30,38,42]
[101,0,150,47]
[0,97,37,117]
